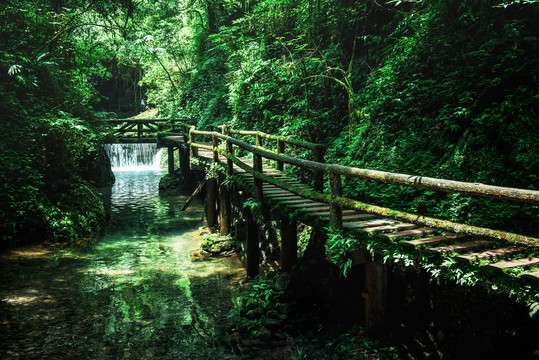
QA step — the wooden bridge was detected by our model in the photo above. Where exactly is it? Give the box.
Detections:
[157,123,538,332]
[105,118,195,143]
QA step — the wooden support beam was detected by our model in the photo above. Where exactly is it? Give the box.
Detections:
[206,178,218,228]
[227,137,234,177]
[276,139,285,171]
[219,175,231,235]
[212,134,219,163]
[168,146,174,175]
[280,217,297,272]
[313,144,325,192]
[254,153,263,202]
[246,206,260,278]
[364,258,387,335]
[329,173,342,230]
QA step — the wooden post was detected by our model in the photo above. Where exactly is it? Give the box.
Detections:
[329,172,342,229]
[364,258,388,335]
[313,144,325,192]
[212,134,219,163]
[189,126,197,160]
[168,146,174,175]
[219,174,231,235]
[276,139,284,171]
[226,138,234,176]
[280,217,297,272]
[253,153,263,202]
[256,133,262,147]
[206,177,218,229]
[245,205,259,278]
[137,122,142,139]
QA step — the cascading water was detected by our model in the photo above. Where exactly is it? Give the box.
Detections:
[105,143,163,171]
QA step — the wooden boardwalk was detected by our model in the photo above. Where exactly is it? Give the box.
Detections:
[156,127,539,333]
[162,135,539,283]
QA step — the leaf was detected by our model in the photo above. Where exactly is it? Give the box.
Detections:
[8,64,21,76]
[530,302,539,318]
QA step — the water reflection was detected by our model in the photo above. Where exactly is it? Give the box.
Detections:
[0,170,244,359]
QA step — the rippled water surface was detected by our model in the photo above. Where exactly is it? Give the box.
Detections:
[0,170,244,359]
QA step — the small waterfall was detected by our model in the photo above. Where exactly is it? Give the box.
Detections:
[105,143,163,171]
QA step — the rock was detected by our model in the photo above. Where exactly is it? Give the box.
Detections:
[229,331,242,344]
[275,273,290,291]
[80,146,115,187]
[209,240,233,254]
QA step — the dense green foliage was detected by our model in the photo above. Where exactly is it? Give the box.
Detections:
[0,0,130,246]
[139,0,538,236]
[2,0,537,243]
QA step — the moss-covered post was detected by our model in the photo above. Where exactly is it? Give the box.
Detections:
[246,205,259,278]
[313,144,325,192]
[253,152,263,203]
[226,138,234,176]
[189,126,197,168]
[167,146,174,175]
[212,133,219,163]
[276,139,285,171]
[280,217,297,272]
[246,150,263,278]
[206,177,218,229]
[219,174,231,235]
[329,172,342,230]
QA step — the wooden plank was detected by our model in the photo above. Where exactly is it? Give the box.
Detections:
[321,213,377,222]
[430,240,493,253]
[270,195,305,201]
[405,234,463,246]
[521,271,539,282]
[488,256,539,269]
[457,247,524,261]
[264,190,294,195]
[343,219,393,229]
[306,209,356,215]
[281,200,323,206]
[363,223,417,233]
[289,205,330,211]
[382,228,438,240]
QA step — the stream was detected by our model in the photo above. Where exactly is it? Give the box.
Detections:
[0,149,246,359]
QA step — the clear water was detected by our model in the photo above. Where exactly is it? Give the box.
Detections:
[0,166,244,359]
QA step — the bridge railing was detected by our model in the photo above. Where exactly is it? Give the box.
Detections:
[106,118,195,142]
[190,129,539,248]
[221,125,325,190]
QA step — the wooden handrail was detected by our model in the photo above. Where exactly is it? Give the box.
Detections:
[106,118,195,123]
[227,129,323,151]
[191,130,539,205]
[190,137,539,247]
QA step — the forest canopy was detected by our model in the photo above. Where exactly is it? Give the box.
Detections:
[0,0,537,246]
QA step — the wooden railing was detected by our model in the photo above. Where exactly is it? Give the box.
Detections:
[189,128,539,248]
[106,118,195,142]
